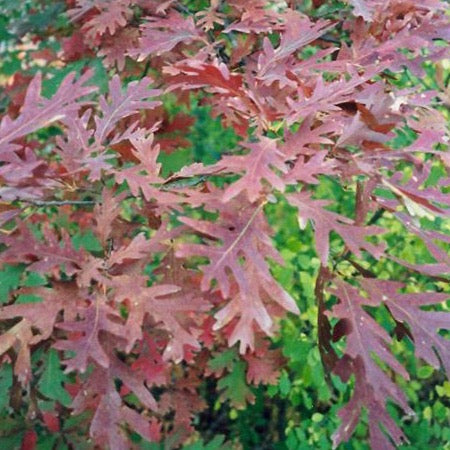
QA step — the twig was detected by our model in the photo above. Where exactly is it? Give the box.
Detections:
[19,199,97,207]
[173,2,192,16]
[367,208,385,226]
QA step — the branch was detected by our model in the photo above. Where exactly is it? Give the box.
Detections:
[13,175,212,208]
[315,266,338,375]
[19,199,97,207]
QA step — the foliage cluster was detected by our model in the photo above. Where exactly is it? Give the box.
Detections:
[0,0,449,449]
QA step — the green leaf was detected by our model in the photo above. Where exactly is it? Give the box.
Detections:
[217,360,254,408]
[417,365,434,379]
[183,435,230,450]
[0,264,24,303]
[0,434,23,449]
[278,370,291,397]
[312,412,324,423]
[159,148,192,177]
[72,230,102,252]
[15,294,43,304]
[208,348,238,373]
[36,435,59,450]
[436,381,450,398]
[424,406,432,421]
[433,401,447,420]
[24,271,46,287]
[38,349,72,407]
[283,337,310,363]
[87,58,109,94]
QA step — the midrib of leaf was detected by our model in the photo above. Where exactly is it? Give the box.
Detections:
[248,146,267,181]
[392,302,445,355]
[260,24,332,75]
[341,284,369,366]
[0,102,67,147]
[212,202,265,272]
[86,294,101,351]
[275,34,317,62]
[139,29,204,60]
[157,30,200,50]
[34,248,80,265]
[97,97,134,143]
[370,283,446,357]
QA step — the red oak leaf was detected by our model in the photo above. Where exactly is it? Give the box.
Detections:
[361,279,450,374]
[288,192,385,265]
[328,279,413,449]
[211,136,288,202]
[130,11,204,61]
[0,71,95,155]
[94,76,161,144]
